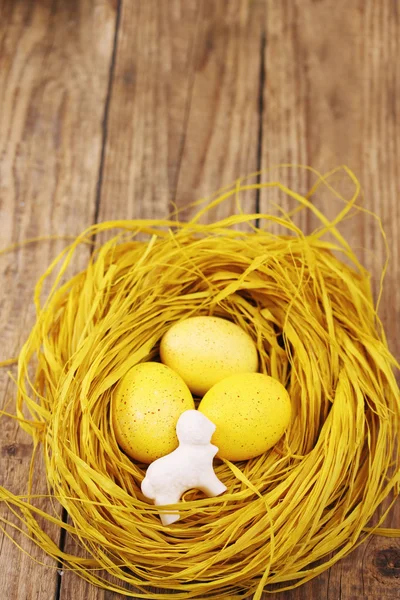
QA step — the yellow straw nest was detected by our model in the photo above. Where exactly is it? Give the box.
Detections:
[1,166,399,599]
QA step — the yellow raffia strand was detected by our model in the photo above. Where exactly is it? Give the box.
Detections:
[0,166,399,599]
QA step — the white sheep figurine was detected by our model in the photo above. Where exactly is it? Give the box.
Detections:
[141,409,227,525]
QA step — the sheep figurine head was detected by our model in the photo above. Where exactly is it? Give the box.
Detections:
[176,409,216,445]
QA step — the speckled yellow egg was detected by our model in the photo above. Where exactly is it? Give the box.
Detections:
[112,362,194,464]
[159,316,258,396]
[198,373,291,461]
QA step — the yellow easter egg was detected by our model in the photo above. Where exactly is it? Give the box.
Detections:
[198,373,291,461]
[160,316,258,396]
[112,362,194,464]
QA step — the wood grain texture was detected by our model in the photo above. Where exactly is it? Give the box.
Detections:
[0,0,117,598]
[0,0,398,599]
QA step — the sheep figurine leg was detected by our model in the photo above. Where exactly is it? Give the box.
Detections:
[141,410,227,525]
[154,495,182,526]
[198,473,227,498]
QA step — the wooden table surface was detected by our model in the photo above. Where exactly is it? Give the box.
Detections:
[0,1,399,599]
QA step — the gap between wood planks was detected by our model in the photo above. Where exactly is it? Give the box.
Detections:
[255,30,266,221]
[171,7,202,206]
[94,0,123,226]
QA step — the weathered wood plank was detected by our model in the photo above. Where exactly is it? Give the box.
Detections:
[174,0,265,222]
[0,1,117,599]
[260,1,400,599]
